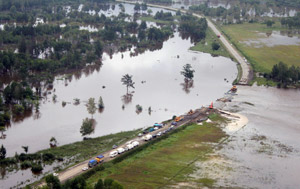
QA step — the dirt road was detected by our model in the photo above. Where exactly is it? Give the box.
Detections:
[116,0,251,85]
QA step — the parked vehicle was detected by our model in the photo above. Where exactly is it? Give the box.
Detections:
[127,144,134,150]
[175,116,183,122]
[154,127,159,130]
[88,159,97,167]
[152,134,157,138]
[157,132,162,136]
[143,130,149,134]
[132,141,139,147]
[144,134,152,141]
[112,144,118,149]
[171,122,177,126]
[153,123,163,128]
[117,148,125,154]
[149,128,155,132]
[138,133,143,137]
[96,155,104,163]
[110,151,118,158]
[82,167,88,171]
[124,146,129,151]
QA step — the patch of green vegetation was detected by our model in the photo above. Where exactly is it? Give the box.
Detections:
[190,27,231,58]
[250,77,278,87]
[198,178,215,187]
[221,22,300,73]
[85,115,227,188]
[39,129,141,161]
[208,113,228,122]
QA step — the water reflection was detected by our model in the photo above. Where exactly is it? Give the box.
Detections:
[180,79,194,94]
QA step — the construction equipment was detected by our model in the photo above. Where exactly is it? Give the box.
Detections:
[209,102,213,109]
[230,85,237,92]
[175,116,183,122]
[187,109,194,115]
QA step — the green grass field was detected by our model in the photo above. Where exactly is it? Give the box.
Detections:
[221,22,300,73]
[85,115,227,188]
[190,27,232,59]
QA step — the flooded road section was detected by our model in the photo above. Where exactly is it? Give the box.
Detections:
[1,32,237,157]
[194,86,300,188]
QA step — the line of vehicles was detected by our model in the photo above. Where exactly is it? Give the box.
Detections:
[109,140,140,158]
[85,118,186,170]
[87,154,104,168]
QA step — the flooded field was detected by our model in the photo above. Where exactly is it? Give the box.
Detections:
[196,86,300,188]
[242,30,300,48]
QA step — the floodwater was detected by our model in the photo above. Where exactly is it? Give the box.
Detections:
[193,85,300,188]
[242,30,300,48]
[1,32,237,157]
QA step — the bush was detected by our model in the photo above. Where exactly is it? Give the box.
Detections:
[31,163,43,173]
[45,174,61,189]
[42,153,56,162]
[212,41,220,51]
[94,179,104,189]
[20,161,32,169]
[13,104,25,115]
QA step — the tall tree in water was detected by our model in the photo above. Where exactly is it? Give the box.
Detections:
[121,74,135,94]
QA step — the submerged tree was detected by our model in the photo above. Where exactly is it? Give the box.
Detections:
[98,96,104,109]
[121,74,135,94]
[22,146,29,154]
[0,145,6,160]
[181,64,195,81]
[80,118,94,136]
[86,98,96,119]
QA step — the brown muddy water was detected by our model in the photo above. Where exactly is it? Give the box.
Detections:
[0,32,237,157]
[194,86,300,188]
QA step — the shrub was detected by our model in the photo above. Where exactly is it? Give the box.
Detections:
[20,161,32,169]
[31,163,43,173]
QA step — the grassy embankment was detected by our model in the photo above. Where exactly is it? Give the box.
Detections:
[3,129,141,174]
[190,27,232,59]
[220,22,300,86]
[84,114,228,188]
[40,129,141,168]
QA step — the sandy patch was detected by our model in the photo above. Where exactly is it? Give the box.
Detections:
[219,110,249,133]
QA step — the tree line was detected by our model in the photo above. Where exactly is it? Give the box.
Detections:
[263,62,300,87]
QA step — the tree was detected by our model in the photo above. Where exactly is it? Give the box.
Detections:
[181,64,195,81]
[50,137,58,147]
[212,41,220,51]
[22,146,29,154]
[266,20,275,27]
[147,9,153,16]
[86,98,96,118]
[98,96,104,109]
[95,40,103,58]
[134,3,140,12]
[121,74,135,94]
[80,118,94,136]
[19,37,27,54]
[45,174,61,189]
[94,179,104,189]
[141,3,147,12]
[0,145,6,160]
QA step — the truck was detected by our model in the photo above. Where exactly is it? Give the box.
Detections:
[175,116,183,122]
[88,159,97,167]
[153,123,163,128]
[95,155,104,163]
[143,134,152,141]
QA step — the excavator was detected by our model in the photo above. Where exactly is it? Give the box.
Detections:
[230,85,237,92]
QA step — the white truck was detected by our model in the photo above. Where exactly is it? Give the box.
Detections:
[109,150,118,158]
[143,134,152,141]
